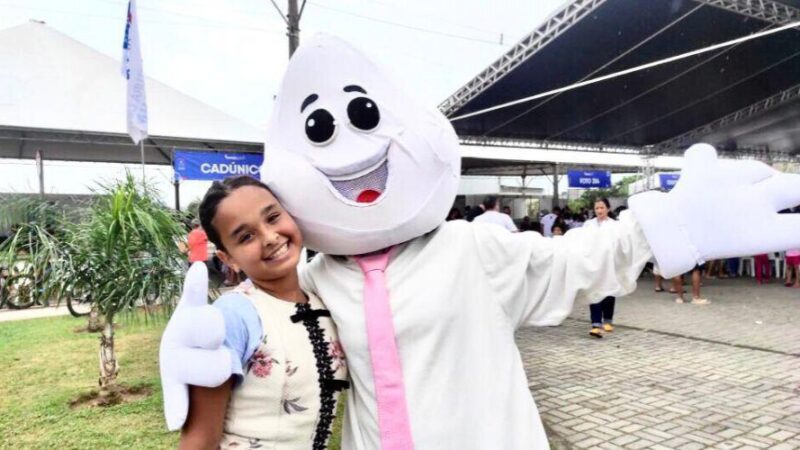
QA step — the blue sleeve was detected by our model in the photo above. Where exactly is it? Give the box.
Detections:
[212,293,262,386]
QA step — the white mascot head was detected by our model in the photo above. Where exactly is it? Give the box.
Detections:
[261,34,461,255]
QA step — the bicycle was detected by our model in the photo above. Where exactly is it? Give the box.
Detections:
[0,261,38,309]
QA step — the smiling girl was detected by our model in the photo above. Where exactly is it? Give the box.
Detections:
[179,175,348,450]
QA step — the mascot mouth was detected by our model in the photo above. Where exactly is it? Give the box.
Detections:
[327,156,388,204]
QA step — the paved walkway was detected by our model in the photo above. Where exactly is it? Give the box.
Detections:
[518,275,800,449]
[0,305,71,322]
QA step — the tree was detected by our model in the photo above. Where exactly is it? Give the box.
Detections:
[62,174,185,396]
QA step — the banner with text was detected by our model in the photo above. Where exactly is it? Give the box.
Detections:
[173,150,263,181]
[567,170,611,188]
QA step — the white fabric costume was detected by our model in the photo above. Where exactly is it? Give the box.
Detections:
[301,217,650,449]
[159,34,800,449]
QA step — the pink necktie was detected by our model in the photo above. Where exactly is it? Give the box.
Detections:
[354,249,414,450]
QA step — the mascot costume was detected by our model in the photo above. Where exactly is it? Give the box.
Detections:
[160,35,800,449]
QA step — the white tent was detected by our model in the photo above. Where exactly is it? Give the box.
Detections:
[0,21,264,164]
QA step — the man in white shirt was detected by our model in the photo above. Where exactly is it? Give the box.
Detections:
[474,195,518,232]
[541,206,561,236]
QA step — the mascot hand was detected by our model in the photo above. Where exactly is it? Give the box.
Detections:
[159,262,231,431]
[630,143,800,278]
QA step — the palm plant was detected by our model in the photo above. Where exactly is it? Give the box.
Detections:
[63,174,185,393]
[0,198,64,309]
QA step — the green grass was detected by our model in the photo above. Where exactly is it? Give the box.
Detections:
[0,314,345,449]
[0,315,177,449]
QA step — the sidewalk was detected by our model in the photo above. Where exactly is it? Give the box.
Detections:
[518,276,800,449]
[0,305,71,323]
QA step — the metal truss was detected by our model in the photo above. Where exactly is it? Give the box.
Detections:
[693,0,800,24]
[653,83,800,153]
[461,163,640,177]
[438,0,607,117]
[653,143,798,163]
[460,135,643,155]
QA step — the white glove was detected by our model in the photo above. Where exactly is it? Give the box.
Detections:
[159,262,232,431]
[630,144,800,279]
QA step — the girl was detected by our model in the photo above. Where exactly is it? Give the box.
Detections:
[180,176,348,450]
[785,248,800,288]
[585,198,616,338]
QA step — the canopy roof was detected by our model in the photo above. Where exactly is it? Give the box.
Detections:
[441,0,800,159]
[0,21,264,164]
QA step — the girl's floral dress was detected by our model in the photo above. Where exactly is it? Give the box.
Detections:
[220,283,348,450]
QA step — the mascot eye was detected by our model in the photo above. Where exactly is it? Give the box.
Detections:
[347,97,380,131]
[305,109,337,145]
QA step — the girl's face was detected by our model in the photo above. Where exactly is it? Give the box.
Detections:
[213,186,303,287]
[594,201,608,220]
[552,226,564,236]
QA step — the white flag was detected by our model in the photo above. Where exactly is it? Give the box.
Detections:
[121,0,148,144]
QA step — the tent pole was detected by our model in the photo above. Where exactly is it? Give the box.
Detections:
[552,163,559,208]
[36,149,44,200]
[174,179,181,211]
[140,140,146,182]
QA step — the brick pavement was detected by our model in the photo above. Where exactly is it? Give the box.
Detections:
[517,277,800,449]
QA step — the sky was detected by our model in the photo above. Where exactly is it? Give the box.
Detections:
[0,0,572,205]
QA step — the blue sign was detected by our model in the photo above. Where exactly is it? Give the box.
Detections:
[659,173,680,191]
[567,170,611,188]
[173,150,263,181]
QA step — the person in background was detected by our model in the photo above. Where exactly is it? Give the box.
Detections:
[754,253,772,284]
[584,198,616,338]
[541,206,561,237]
[474,196,518,232]
[187,219,208,266]
[502,206,512,216]
[446,207,464,221]
[705,260,728,279]
[725,257,740,278]
[519,216,533,231]
[784,248,800,288]
[674,265,710,304]
[653,261,666,292]
[465,202,485,222]
[551,222,566,236]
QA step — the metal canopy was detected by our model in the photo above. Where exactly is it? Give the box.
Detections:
[461,158,640,177]
[0,126,262,165]
[441,0,800,158]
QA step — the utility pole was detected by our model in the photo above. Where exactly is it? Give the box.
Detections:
[270,0,305,57]
[287,0,300,56]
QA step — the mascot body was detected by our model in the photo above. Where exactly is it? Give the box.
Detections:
[160,35,800,449]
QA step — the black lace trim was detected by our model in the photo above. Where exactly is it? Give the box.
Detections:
[293,303,349,450]
[290,309,331,323]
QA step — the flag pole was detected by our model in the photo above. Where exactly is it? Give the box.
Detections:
[140,140,146,182]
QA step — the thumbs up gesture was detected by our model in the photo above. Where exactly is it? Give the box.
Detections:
[159,262,232,430]
[630,144,800,278]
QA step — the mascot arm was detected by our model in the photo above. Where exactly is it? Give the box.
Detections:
[160,262,234,431]
[629,144,800,279]
[473,215,652,330]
